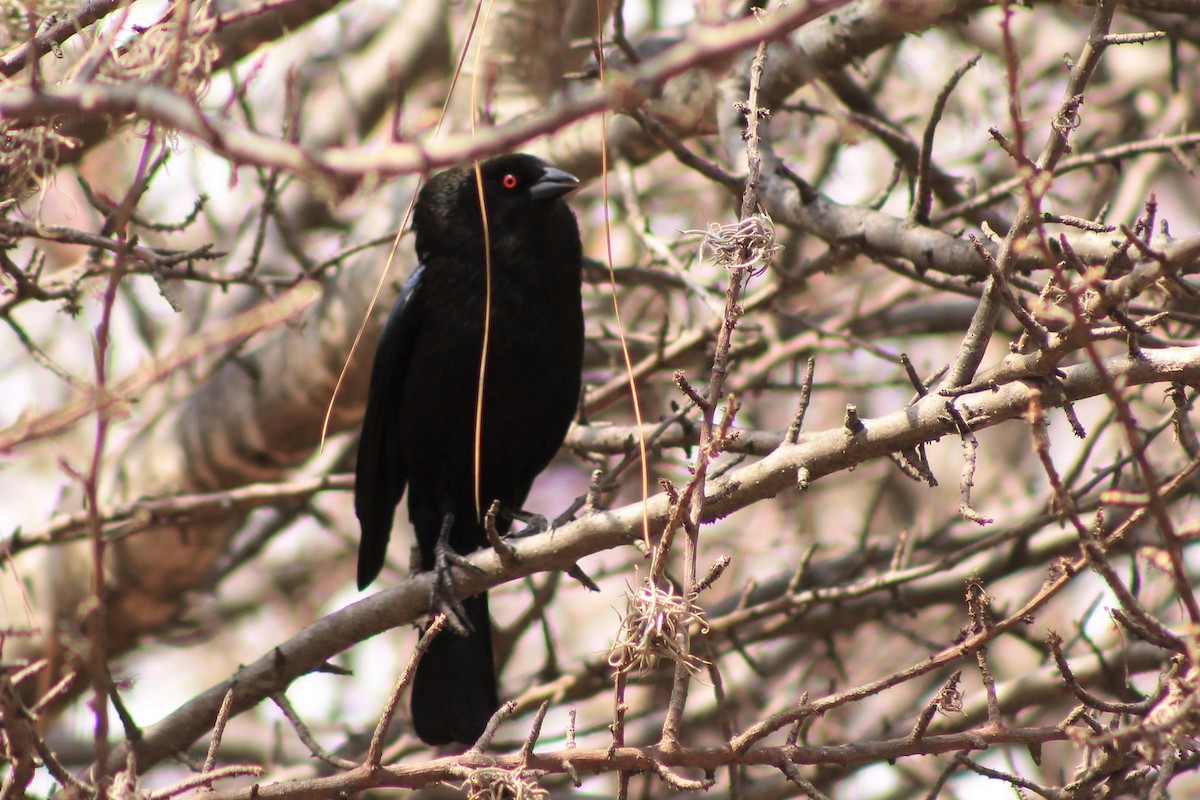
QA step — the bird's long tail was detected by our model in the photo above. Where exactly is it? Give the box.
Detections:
[410,592,500,746]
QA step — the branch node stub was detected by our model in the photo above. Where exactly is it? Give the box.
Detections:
[843,405,865,436]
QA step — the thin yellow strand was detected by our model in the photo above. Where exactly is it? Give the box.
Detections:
[596,3,652,547]
[470,0,497,521]
[320,0,491,452]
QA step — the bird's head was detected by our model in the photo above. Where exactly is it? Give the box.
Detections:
[414,154,580,251]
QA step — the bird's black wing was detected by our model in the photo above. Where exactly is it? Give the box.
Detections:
[354,266,424,589]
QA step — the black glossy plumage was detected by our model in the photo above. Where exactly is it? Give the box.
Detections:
[354,154,584,746]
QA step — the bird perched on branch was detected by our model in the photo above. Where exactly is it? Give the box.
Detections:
[354,154,584,746]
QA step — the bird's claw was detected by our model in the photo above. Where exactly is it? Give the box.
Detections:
[430,513,484,635]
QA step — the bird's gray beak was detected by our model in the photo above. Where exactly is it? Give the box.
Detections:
[529,167,580,201]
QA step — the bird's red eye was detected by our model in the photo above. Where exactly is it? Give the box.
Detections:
[502,173,519,190]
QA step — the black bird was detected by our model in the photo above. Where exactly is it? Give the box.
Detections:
[354,154,584,746]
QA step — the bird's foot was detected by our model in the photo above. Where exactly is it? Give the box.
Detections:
[502,506,597,591]
[430,512,483,636]
[505,507,552,538]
